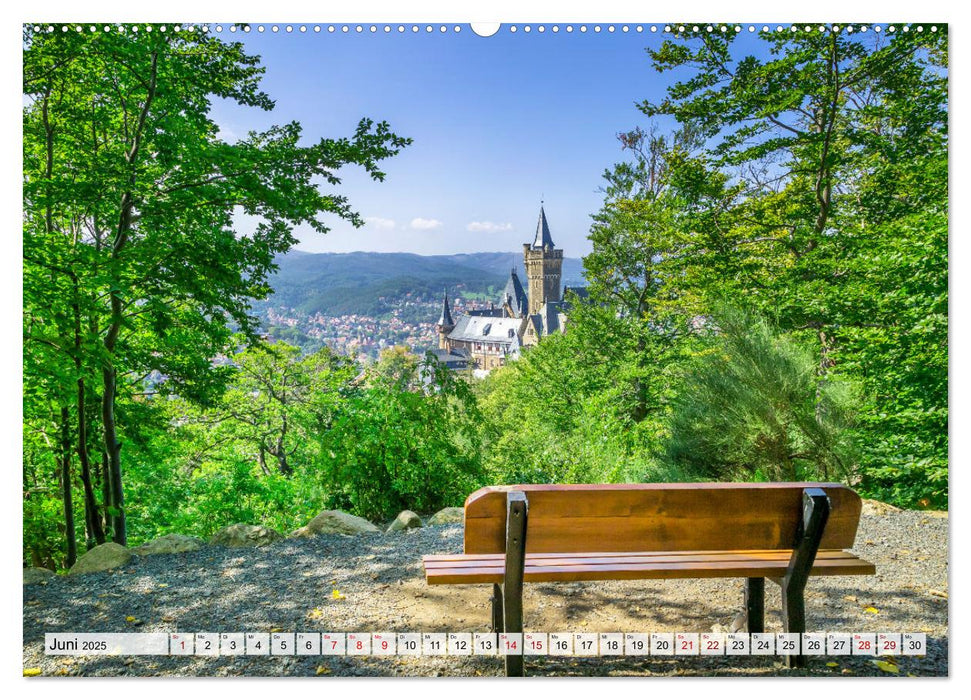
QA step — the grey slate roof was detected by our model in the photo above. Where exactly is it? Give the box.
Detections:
[437,288,454,327]
[543,303,562,335]
[448,315,524,344]
[528,313,544,336]
[468,307,505,318]
[428,347,469,369]
[529,301,570,337]
[532,205,555,249]
[502,268,529,316]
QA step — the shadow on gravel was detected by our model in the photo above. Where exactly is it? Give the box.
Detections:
[23,536,424,638]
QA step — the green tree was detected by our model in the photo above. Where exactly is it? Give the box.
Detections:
[666,306,860,482]
[176,341,356,477]
[320,348,484,521]
[477,300,679,486]
[23,24,409,549]
[607,27,946,504]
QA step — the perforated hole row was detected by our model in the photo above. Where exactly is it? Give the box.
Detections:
[29,24,941,36]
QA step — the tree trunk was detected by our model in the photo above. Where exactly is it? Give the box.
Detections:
[58,406,77,568]
[101,366,126,545]
[75,379,105,547]
[630,333,650,423]
[95,50,157,549]
[100,452,112,538]
[815,330,835,480]
[275,415,292,476]
[258,444,271,476]
[72,273,106,547]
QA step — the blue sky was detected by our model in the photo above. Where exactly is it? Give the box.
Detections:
[214,26,772,256]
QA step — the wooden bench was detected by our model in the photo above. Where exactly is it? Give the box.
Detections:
[423,482,875,675]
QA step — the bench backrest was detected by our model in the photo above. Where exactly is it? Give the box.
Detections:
[463,483,863,554]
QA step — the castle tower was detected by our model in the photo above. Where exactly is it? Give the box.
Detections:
[436,287,455,349]
[522,205,563,315]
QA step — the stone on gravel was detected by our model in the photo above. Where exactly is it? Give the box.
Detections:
[290,510,379,538]
[69,542,132,575]
[426,507,464,526]
[23,567,55,585]
[210,524,283,548]
[387,510,423,532]
[861,499,902,516]
[729,612,746,633]
[133,533,205,556]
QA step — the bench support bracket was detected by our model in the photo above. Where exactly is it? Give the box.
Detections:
[503,491,528,677]
[781,487,831,668]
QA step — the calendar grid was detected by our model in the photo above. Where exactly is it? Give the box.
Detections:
[44,632,927,657]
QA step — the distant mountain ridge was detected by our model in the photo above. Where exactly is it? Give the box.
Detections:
[255,251,587,318]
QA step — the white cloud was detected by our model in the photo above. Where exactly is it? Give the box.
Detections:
[364,216,396,230]
[466,221,513,233]
[409,217,444,230]
[216,125,240,144]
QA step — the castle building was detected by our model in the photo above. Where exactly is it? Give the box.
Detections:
[430,205,587,373]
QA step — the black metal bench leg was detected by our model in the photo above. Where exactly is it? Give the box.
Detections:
[503,491,528,677]
[782,488,831,668]
[782,580,806,667]
[745,577,765,633]
[491,583,504,633]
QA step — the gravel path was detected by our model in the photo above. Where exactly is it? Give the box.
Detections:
[22,509,948,677]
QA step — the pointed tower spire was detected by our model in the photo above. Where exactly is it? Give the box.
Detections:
[436,287,456,351]
[437,287,455,328]
[532,204,555,249]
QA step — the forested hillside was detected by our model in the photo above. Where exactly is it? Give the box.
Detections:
[252,251,586,318]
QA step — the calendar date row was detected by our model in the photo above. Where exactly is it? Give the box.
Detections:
[45,632,927,657]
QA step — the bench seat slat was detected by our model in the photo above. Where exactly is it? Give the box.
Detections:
[423,551,875,584]
[424,550,861,570]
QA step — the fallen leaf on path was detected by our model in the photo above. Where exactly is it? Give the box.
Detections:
[874,660,899,674]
